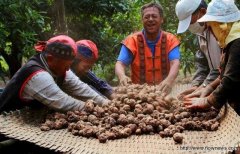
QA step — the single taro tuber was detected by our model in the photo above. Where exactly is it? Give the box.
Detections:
[98,133,108,143]
[84,100,95,113]
[173,133,183,143]
[40,125,50,131]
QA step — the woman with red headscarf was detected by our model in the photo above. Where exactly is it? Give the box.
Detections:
[0,35,109,113]
[71,40,115,100]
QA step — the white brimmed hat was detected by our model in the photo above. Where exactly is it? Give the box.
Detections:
[175,0,202,33]
[198,0,240,23]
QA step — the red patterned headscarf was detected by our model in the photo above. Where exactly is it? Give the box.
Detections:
[76,40,98,62]
[34,35,77,60]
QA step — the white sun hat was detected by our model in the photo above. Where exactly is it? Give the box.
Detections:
[175,0,202,33]
[198,0,240,23]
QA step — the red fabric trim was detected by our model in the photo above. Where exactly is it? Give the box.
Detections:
[19,70,45,102]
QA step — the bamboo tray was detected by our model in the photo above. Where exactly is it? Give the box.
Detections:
[0,84,239,154]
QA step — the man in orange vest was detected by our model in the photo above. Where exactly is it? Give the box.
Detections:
[115,2,180,96]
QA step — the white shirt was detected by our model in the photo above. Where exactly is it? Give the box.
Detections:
[21,56,107,111]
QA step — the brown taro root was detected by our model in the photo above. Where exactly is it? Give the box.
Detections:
[120,128,132,137]
[67,112,80,122]
[106,131,117,140]
[202,119,219,131]
[143,104,154,114]
[152,101,160,108]
[138,122,147,133]
[183,121,197,130]
[88,115,97,123]
[148,92,157,100]
[110,126,122,138]
[84,100,95,113]
[72,129,79,136]
[173,133,183,143]
[179,111,191,118]
[119,109,127,115]
[54,118,68,129]
[156,97,169,109]
[122,104,131,112]
[139,95,148,102]
[109,106,119,114]
[151,110,160,119]
[126,99,136,108]
[117,114,128,126]
[127,92,135,99]
[67,123,76,132]
[98,133,108,143]
[54,112,67,119]
[145,125,154,133]
[135,104,143,110]
[96,127,106,137]
[155,106,165,112]
[159,119,171,128]
[134,108,142,115]
[159,128,172,137]
[126,124,138,132]
[164,95,174,103]
[104,117,116,127]
[40,125,50,131]
[164,113,174,122]
[110,113,119,119]
[94,106,105,117]
[211,121,220,131]
[78,126,96,138]
[127,115,135,124]
[43,120,55,129]
[120,94,128,102]
[135,128,142,135]
[156,125,164,132]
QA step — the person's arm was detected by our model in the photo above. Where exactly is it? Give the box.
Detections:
[22,71,86,111]
[184,40,240,111]
[115,45,133,85]
[164,59,180,85]
[178,50,210,99]
[159,46,180,95]
[115,61,127,82]
[202,69,220,86]
[62,70,108,105]
[208,40,240,109]
[183,77,220,99]
[80,71,114,99]
[192,50,210,87]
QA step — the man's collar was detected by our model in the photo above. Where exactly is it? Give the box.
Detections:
[40,53,57,78]
[142,29,161,43]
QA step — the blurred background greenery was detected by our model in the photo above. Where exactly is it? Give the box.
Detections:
[0,0,239,86]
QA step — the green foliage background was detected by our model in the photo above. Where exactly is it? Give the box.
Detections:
[0,0,239,85]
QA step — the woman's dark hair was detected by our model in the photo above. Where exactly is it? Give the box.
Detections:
[193,0,208,14]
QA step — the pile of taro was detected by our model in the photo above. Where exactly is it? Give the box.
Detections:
[40,84,220,143]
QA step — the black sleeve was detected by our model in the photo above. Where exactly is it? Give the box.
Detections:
[211,39,240,108]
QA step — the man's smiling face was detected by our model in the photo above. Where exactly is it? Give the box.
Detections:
[142,7,163,35]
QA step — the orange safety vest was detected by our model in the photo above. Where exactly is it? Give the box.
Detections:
[122,31,180,85]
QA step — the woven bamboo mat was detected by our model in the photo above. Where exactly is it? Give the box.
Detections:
[0,84,239,154]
